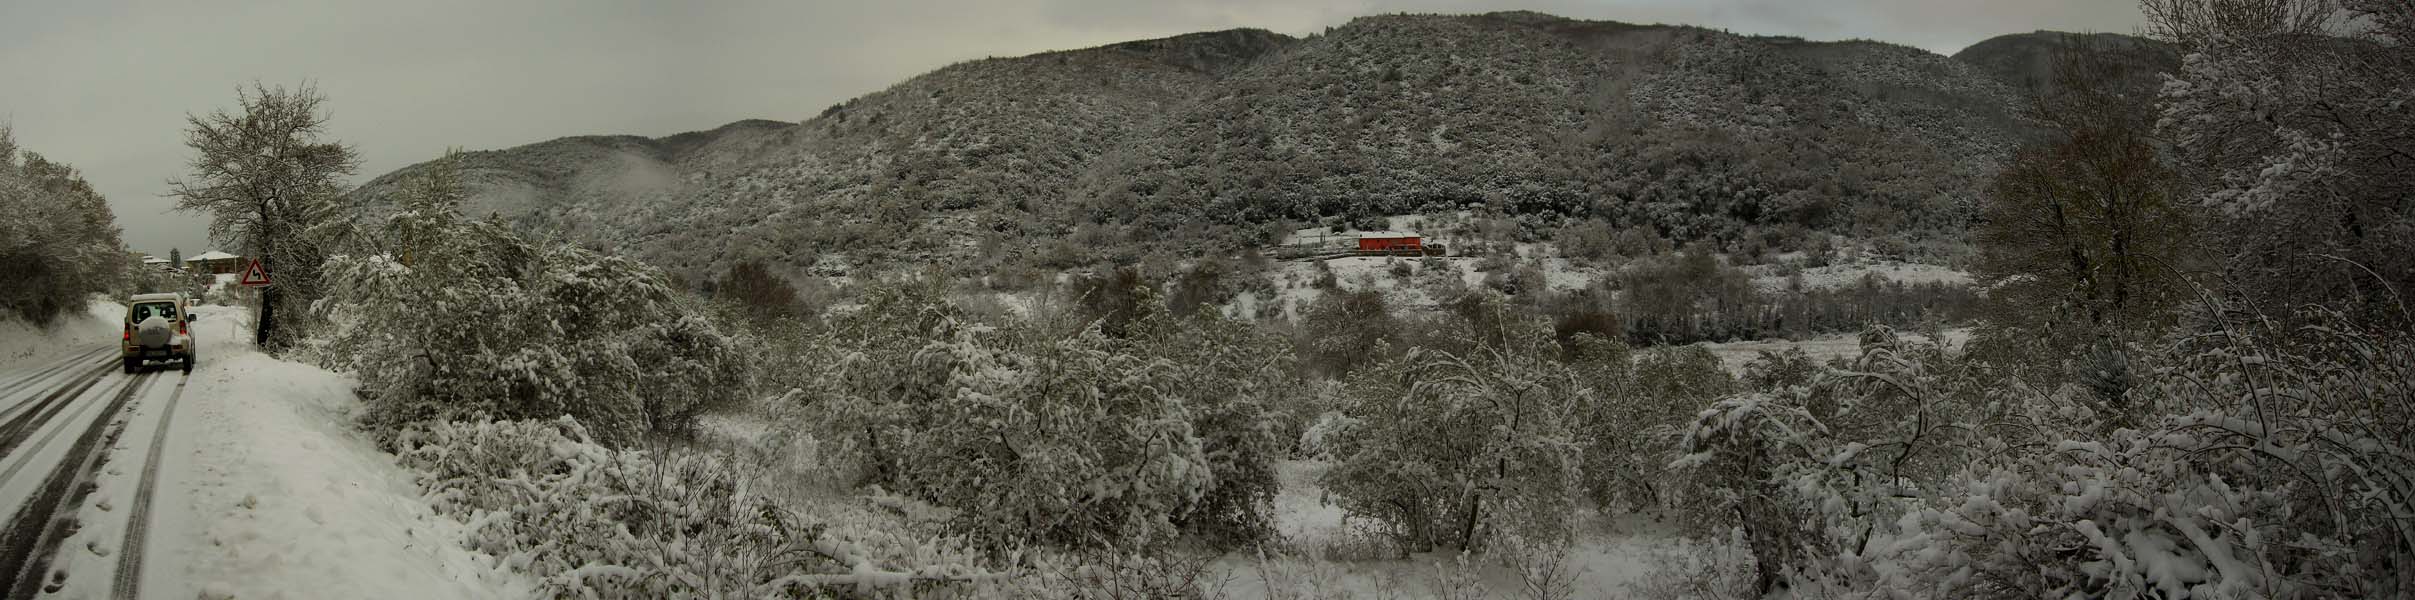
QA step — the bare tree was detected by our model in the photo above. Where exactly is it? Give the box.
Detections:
[1975,45,2198,342]
[2138,0,2336,44]
[168,83,358,349]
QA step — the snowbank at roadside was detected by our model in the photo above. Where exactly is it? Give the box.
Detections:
[0,297,120,369]
[146,305,534,599]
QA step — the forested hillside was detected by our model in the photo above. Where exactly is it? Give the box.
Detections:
[354,12,2154,281]
[1953,30,2180,101]
[1089,14,2028,245]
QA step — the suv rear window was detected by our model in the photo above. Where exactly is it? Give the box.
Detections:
[130,302,181,323]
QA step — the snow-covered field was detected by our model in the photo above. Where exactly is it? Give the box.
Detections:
[1240,242,1965,323]
[1695,327,1974,375]
[134,305,535,599]
[1253,254,1600,320]
[1752,260,1972,293]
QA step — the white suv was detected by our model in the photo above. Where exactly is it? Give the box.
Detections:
[122,293,198,374]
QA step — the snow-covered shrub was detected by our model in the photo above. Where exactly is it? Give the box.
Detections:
[706,260,810,318]
[821,274,1294,551]
[1167,256,1245,318]
[1557,219,1623,263]
[1673,312,2415,597]
[1065,267,1154,338]
[320,157,752,445]
[1736,346,1823,391]
[1483,262,1549,298]
[2148,0,2415,325]
[1866,311,2415,598]
[395,418,1002,599]
[1668,326,1982,594]
[1298,288,1399,377]
[1125,309,1294,548]
[1666,393,1829,594]
[1543,287,1625,354]
[813,280,1225,553]
[1574,341,1735,512]
[1295,407,1354,462]
[1282,381,1349,460]
[1320,320,1586,555]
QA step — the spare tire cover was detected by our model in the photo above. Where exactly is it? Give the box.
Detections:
[137,316,174,349]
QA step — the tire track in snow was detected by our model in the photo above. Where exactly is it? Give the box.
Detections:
[0,350,110,416]
[109,371,185,600]
[0,374,132,505]
[0,372,151,599]
[0,363,118,458]
[0,349,109,401]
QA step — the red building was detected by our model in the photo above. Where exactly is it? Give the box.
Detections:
[1356,232,1424,253]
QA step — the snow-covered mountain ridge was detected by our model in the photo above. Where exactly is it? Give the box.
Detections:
[350,12,2174,280]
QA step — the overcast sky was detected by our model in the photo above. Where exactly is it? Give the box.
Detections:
[0,0,2146,257]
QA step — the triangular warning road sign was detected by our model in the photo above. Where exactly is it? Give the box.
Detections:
[238,258,271,287]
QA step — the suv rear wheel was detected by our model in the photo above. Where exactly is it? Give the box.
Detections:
[123,358,139,374]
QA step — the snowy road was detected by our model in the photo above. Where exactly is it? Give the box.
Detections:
[0,304,541,599]
[0,338,188,599]
[0,304,534,599]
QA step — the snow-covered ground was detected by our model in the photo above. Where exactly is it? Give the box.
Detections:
[0,298,121,370]
[129,305,535,599]
[1210,460,1682,598]
[1245,242,1968,323]
[1695,327,1974,375]
[1253,253,1601,320]
[1752,260,1972,293]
